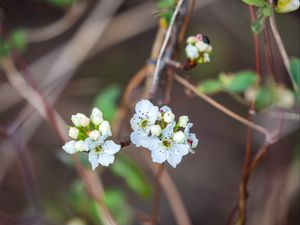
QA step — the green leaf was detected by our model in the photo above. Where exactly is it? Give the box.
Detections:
[198,79,224,94]
[0,39,11,57]
[255,86,277,109]
[227,71,257,93]
[10,29,27,52]
[103,189,133,225]
[290,57,300,89]
[262,4,273,16]
[242,0,265,7]
[111,155,152,199]
[93,85,121,123]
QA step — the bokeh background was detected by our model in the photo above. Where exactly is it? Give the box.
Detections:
[0,0,299,225]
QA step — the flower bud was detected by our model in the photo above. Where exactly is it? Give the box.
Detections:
[195,41,208,52]
[75,140,89,152]
[173,131,185,144]
[68,127,79,139]
[187,133,198,148]
[164,112,175,123]
[99,121,112,137]
[89,130,100,140]
[187,36,197,44]
[81,117,90,127]
[71,113,90,127]
[178,115,189,128]
[62,140,77,154]
[90,108,103,125]
[151,125,162,136]
[244,87,257,103]
[276,86,295,108]
[185,44,199,60]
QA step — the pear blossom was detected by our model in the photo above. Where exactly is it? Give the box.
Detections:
[185,45,199,60]
[62,107,121,170]
[90,108,103,125]
[68,127,79,139]
[86,138,120,169]
[99,120,112,137]
[130,100,199,168]
[185,34,212,64]
[178,115,189,128]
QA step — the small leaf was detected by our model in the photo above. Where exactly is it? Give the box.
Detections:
[111,155,152,199]
[198,79,224,94]
[10,29,27,52]
[0,39,11,57]
[255,86,277,109]
[242,0,265,7]
[93,85,121,123]
[262,4,273,16]
[103,189,133,225]
[227,71,257,93]
[290,57,300,89]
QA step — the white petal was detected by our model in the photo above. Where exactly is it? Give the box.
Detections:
[151,146,168,164]
[88,150,99,170]
[162,121,176,139]
[91,108,103,117]
[62,140,77,154]
[130,131,148,147]
[98,153,114,167]
[130,114,145,131]
[184,123,193,136]
[185,44,199,60]
[103,140,121,154]
[167,152,183,168]
[160,105,171,113]
[173,143,189,156]
[142,136,160,149]
[84,137,96,150]
[187,133,199,149]
[135,99,155,113]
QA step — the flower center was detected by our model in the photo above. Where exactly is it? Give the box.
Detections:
[95,145,103,153]
[162,140,172,149]
[140,119,149,128]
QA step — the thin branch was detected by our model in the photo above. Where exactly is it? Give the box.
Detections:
[269,13,298,91]
[174,74,271,140]
[26,1,88,43]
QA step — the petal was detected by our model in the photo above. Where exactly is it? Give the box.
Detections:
[142,136,160,150]
[160,105,171,113]
[130,114,145,131]
[98,153,114,167]
[62,140,77,154]
[135,99,155,113]
[88,150,99,170]
[184,123,193,136]
[188,133,199,149]
[162,121,176,139]
[84,137,96,150]
[173,143,189,156]
[151,146,168,164]
[103,140,121,154]
[167,152,183,168]
[130,131,147,147]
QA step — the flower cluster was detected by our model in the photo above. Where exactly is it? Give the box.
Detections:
[275,0,300,13]
[62,108,120,170]
[185,34,212,64]
[130,100,198,168]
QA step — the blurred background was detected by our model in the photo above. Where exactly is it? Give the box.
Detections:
[0,0,299,225]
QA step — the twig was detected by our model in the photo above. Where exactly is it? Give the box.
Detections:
[269,13,298,91]
[26,1,88,43]
[147,0,187,98]
[174,74,271,140]
[151,164,165,225]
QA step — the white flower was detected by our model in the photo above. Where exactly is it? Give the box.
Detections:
[75,140,89,152]
[184,123,198,151]
[68,127,79,139]
[99,120,112,137]
[163,111,175,123]
[71,113,90,127]
[89,130,100,141]
[130,99,159,135]
[90,108,103,125]
[62,140,77,154]
[187,36,197,44]
[276,0,300,13]
[195,41,209,52]
[148,123,189,168]
[178,115,189,128]
[86,138,121,169]
[151,125,162,136]
[185,44,199,60]
[173,131,185,144]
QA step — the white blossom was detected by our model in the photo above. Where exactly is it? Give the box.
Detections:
[90,108,103,125]
[196,41,209,52]
[62,140,77,154]
[185,44,199,60]
[163,111,175,123]
[71,113,90,127]
[99,121,112,137]
[151,125,162,136]
[68,127,79,139]
[178,115,189,128]
[86,138,121,170]
[89,130,100,141]
[173,131,185,144]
